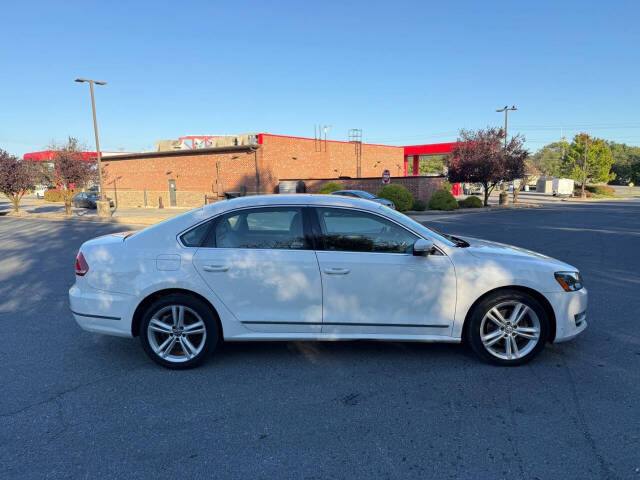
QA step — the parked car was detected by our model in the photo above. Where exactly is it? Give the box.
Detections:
[34,186,53,199]
[331,190,395,209]
[70,194,587,369]
[71,192,114,209]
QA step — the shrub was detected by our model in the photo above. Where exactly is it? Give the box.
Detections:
[458,195,483,208]
[412,199,426,211]
[585,184,615,196]
[318,182,343,194]
[442,181,453,192]
[574,187,593,198]
[428,188,458,211]
[44,189,67,202]
[377,184,415,211]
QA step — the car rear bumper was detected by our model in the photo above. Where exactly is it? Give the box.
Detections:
[69,284,135,338]
[546,288,588,342]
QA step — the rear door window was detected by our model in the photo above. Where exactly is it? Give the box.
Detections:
[211,207,309,250]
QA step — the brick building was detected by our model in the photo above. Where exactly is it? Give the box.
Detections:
[97,133,456,208]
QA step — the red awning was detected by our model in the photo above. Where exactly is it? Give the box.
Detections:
[403,142,458,156]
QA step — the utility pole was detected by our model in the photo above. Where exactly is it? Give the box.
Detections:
[496,105,518,198]
[496,105,517,148]
[75,78,109,216]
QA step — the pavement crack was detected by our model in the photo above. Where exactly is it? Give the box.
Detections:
[0,367,144,418]
[560,356,618,480]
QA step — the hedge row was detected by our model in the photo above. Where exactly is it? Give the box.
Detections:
[585,185,615,196]
[44,189,77,202]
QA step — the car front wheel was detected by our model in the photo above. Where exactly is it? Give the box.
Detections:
[139,294,219,369]
[467,290,549,366]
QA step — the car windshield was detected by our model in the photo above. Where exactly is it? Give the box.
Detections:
[354,191,376,199]
[378,205,456,247]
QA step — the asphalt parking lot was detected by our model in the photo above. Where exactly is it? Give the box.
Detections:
[1,200,639,479]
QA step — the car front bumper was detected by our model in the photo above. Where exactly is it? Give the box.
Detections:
[546,288,588,342]
[69,284,135,338]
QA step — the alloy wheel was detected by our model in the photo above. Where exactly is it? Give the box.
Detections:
[480,301,541,361]
[146,305,207,363]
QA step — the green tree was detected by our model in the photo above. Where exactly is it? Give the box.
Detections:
[608,141,640,184]
[529,141,567,177]
[563,133,614,198]
[406,155,448,175]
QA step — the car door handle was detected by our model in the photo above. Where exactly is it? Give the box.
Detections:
[323,267,351,275]
[202,264,229,272]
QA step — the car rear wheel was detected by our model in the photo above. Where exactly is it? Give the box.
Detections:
[467,290,549,366]
[139,294,219,369]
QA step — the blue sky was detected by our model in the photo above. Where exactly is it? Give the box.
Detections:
[1,0,639,157]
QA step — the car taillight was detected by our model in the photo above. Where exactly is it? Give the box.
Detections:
[75,252,89,276]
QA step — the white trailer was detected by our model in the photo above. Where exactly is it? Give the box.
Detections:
[552,178,574,196]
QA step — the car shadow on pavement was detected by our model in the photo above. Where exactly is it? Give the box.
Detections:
[214,339,472,366]
[29,205,70,213]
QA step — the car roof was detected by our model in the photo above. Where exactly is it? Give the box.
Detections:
[202,194,383,213]
[127,193,456,249]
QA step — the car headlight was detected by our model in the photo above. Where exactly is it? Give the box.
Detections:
[554,271,583,292]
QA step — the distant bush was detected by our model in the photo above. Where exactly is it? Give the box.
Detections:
[428,188,458,211]
[377,184,414,212]
[585,184,615,196]
[44,189,68,202]
[412,199,426,211]
[318,182,343,194]
[458,195,483,208]
[442,181,453,192]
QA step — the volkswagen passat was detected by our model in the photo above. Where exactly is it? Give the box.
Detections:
[69,195,587,369]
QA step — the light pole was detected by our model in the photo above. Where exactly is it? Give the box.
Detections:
[496,105,517,148]
[75,78,107,211]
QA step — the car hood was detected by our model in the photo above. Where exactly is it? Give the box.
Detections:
[458,236,576,270]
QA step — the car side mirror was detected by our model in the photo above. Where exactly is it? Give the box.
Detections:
[413,238,435,256]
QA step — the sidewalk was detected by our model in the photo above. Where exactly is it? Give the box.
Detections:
[0,196,190,226]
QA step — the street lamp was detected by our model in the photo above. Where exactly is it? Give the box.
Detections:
[75,78,108,213]
[496,105,517,148]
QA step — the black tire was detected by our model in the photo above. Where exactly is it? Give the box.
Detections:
[139,293,219,369]
[466,289,549,366]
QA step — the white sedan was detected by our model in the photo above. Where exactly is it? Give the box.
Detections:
[69,195,587,369]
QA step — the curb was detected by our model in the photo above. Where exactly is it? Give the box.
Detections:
[405,203,542,215]
[561,196,631,202]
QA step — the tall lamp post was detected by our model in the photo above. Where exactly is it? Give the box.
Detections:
[496,105,517,148]
[75,78,108,215]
